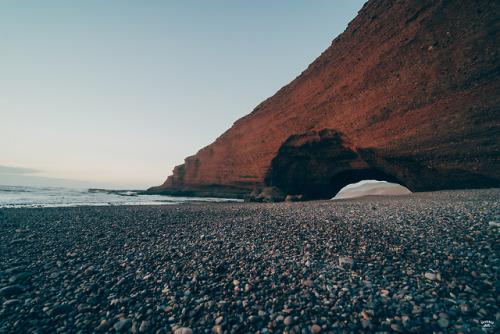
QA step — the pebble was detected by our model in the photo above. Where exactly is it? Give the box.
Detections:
[361,310,371,320]
[338,256,354,267]
[391,324,405,332]
[9,272,32,283]
[114,319,132,332]
[5,266,28,275]
[0,285,24,298]
[425,272,437,280]
[50,304,73,316]
[84,267,97,275]
[212,325,223,334]
[3,299,20,307]
[139,320,151,332]
[311,324,322,333]
[437,317,449,328]
[284,316,294,326]
[302,279,313,287]
[174,328,193,334]
[96,319,110,332]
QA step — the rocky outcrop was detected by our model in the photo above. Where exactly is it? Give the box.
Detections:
[149,0,500,199]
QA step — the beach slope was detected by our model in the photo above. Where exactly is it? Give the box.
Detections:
[1,189,499,333]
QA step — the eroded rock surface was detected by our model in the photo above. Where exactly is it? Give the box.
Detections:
[150,0,500,199]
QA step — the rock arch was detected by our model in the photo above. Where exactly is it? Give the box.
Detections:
[264,129,409,199]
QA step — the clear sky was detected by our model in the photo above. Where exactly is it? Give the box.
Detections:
[1,0,366,189]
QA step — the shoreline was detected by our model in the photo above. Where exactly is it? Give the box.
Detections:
[0,185,243,209]
[2,187,497,210]
[1,189,498,333]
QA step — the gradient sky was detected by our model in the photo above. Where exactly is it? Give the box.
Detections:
[1,1,366,189]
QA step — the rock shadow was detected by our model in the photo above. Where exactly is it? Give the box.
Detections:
[264,129,409,199]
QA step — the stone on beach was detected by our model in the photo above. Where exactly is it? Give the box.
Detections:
[425,272,437,281]
[49,304,73,316]
[0,285,24,298]
[437,317,450,328]
[391,324,405,332]
[338,256,354,268]
[8,272,32,283]
[113,319,132,332]
[310,324,322,333]
[3,299,20,307]
[211,325,223,334]
[138,320,151,332]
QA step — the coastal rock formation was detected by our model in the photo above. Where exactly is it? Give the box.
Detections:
[150,0,500,199]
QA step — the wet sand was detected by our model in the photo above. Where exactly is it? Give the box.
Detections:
[1,189,499,333]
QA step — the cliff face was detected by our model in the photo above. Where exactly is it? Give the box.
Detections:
[150,0,500,199]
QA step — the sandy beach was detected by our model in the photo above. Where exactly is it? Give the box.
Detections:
[1,189,498,333]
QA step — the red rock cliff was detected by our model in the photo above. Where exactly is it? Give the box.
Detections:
[150,0,500,199]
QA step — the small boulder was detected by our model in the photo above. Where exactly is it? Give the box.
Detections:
[245,187,286,202]
[285,194,308,202]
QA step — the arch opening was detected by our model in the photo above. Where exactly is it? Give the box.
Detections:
[329,169,410,199]
[265,130,415,200]
[334,179,412,199]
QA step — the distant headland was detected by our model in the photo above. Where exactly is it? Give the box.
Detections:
[149,0,500,201]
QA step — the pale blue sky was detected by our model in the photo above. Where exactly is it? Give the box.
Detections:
[1,1,366,189]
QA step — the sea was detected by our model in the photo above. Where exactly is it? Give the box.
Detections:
[0,185,242,208]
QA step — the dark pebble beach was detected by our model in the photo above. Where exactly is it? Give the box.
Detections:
[1,189,499,334]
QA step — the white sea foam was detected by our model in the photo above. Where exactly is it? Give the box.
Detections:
[0,185,241,208]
